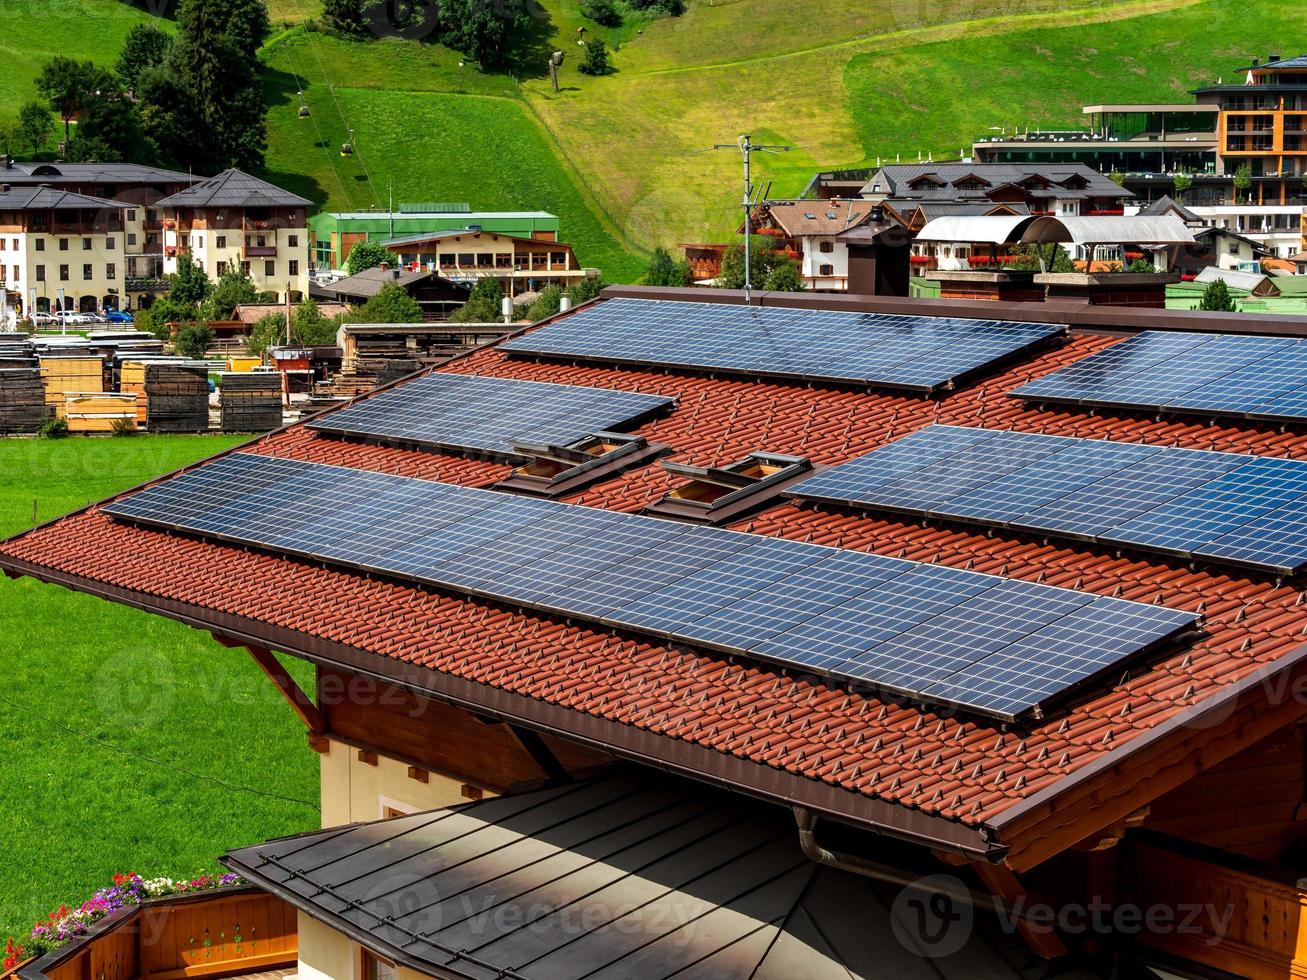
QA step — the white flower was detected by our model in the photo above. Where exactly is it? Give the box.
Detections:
[140,877,176,897]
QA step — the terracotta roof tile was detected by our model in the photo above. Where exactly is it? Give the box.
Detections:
[6,320,1307,840]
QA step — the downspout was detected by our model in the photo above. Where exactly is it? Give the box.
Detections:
[793,806,1010,917]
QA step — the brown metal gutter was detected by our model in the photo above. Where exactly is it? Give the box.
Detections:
[600,284,1307,338]
[0,552,1002,861]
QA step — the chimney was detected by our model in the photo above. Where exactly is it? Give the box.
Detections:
[1,155,11,170]
[1,184,9,193]
[1269,53,1281,64]
[1251,57,1259,67]
[870,204,885,223]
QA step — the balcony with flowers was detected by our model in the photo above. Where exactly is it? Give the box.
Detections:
[2,873,297,980]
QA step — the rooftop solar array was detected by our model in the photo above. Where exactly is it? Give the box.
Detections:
[103,453,1197,721]
[1012,330,1307,424]
[306,373,673,459]
[790,424,1307,575]
[501,299,1065,393]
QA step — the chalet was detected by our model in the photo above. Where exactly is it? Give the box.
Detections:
[860,163,1132,220]
[0,158,200,303]
[748,199,908,291]
[12,291,1307,979]
[309,265,471,321]
[0,185,128,315]
[156,170,311,304]
[381,229,592,295]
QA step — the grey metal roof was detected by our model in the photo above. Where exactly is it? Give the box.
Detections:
[379,229,470,247]
[314,265,470,299]
[322,210,557,221]
[1137,195,1201,223]
[0,185,127,211]
[917,214,1195,245]
[862,163,1129,202]
[1,161,197,185]
[223,774,1070,980]
[1194,266,1277,293]
[1242,55,1307,70]
[155,169,311,209]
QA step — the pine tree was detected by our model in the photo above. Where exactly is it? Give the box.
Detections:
[1196,277,1237,312]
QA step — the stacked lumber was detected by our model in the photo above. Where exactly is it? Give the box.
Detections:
[39,356,103,417]
[0,368,48,433]
[220,372,282,432]
[121,361,210,432]
[64,393,137,433]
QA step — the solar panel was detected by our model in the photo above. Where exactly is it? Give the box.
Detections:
[306,373,674,459]
[501,299,1065,393]
[104,452,1198,722]
[790,424,1307,574]
[1012,330,1307,423]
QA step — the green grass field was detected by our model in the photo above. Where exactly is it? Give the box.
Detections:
[0,436,319,936]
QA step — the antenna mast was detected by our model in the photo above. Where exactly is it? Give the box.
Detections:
[713,134,789,302]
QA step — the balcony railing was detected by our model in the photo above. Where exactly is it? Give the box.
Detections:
[244,246,278,258]
[7,887,296,980]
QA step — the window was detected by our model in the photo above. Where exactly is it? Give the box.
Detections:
[59,264,69,281]
[288,234,298,247]
[59,238,68,251]
[106,237,115,250]
[127,233,136,246]
[35,265,45,282]
[0,239,5,250]
[264,260,275,276]
[82,238,91,250]
[819,241,834,253]
[241,261,250,276]
[361,949,397,980]
[106,263,115,280]
[127,210,136,222]
[289,260,299,275]
[216,261,227,276]
[457,253,474,266]
[550,251,567,266]
[83,263,93,280]
[819,263,834,276]
[35,239,44,252]
[216,235,226,248]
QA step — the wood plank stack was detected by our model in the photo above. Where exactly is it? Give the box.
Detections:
[122,361,211,433]
[64,393,137,433]
[0,368,48,433]
[220,372,282,432]
[39,356,104,417]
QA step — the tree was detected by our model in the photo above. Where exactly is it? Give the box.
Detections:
[1196,277,1237,312]
[322,0,374,36]
[291,299,342,346]
[67,135,117,163]
[762,258,805,292]
[567,275,605,305]
[138,297,199,340]
[346,239,391,276]
[35,57,112,148]
[116,24,173,90]
[580,0,620,25]
[645,246,692,287]
[437,0,527,68]
[247,312,287,355]
[451,276,504,323]
[1125,258,1158,273]
[716,235,779,288]
[175,323,215,358]
[578,38,614,76]
[74,91,152,164]
[1108,170,1126,186]
[1172,172,1193,200]
[142,0,269,173]
[1233,163,1253,203]
[348,281,423,323]
[16,102,54,156]
[170,255,212,306]
[1006,243,1075,273]
[203,264,259,320]
[526,285,563,321]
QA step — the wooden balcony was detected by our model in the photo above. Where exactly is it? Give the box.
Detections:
[1128,833,1307,979]
[243,246,278,258]
[7,888,296,980]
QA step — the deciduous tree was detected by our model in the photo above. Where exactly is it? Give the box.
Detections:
[345,239,391,275]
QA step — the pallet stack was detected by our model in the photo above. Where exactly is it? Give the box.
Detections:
[220,372,282,432]
[39,356,104,417]
[121,361,211,432]
[64,393,137,433]
[0,368,48,433]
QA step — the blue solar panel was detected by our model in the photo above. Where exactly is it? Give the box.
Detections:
[1012,330,1307,423]
[502,299,1065,393]
[306,373,673,459]
[790,424,1307,573]
[103,452,1198,722]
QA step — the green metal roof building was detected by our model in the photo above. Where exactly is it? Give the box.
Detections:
[309,204,561,270]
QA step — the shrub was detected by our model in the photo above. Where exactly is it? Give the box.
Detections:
[527,285,563,321]
[174,323,214,359]
[111,417,137,437]
[578,38,614,76]
[762,259,805,292]
[580,0,620,25]
[38,417,68,439]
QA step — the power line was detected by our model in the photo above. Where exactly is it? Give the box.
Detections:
[0,693,320,812]
[280,39,353,210]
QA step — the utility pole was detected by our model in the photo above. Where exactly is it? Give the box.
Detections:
[388,178,394,240]
[713,134,789,302]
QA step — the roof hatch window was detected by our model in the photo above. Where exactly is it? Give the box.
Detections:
[496,432,669,497]
[646,452,813,523]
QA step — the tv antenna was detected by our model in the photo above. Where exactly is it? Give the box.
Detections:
[713,134,789,301]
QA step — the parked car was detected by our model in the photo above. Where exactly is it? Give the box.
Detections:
[54,310,91,326]
[27,311,57,327]
[102,310,134,324]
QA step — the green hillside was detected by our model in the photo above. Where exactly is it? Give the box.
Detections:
[2,0,1304,278]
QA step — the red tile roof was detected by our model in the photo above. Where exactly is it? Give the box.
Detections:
[7,293,1307,865]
